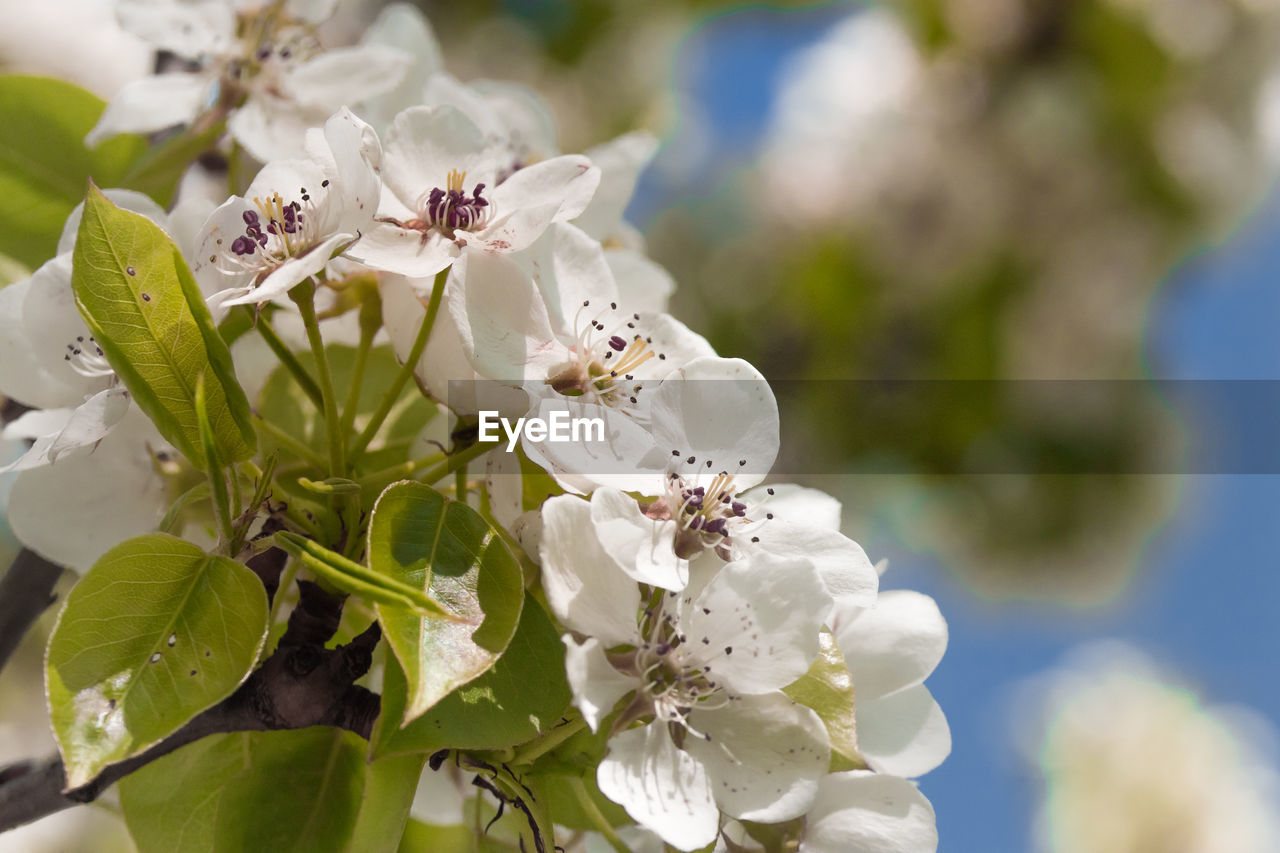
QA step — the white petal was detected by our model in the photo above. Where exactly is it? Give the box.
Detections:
[383,105,493,209]
[607,249,674,316]
[856,684,952,778]
[284,44,412,110]
[523,397,670,496]
[359,3,443,132]
[86,73,210,145]
[563,635,637,732]
[685,692,829,823]
[575,131,658,240]
[7,409,168,572]
[285,0,338,24]
[0,388,130,473]
[227,97,315,162]
[20,254,110,403]
[590,488,685,590]
[739,521,878,615]
[682,553,829,695]
[745,483,841,531]
[538,495,641,647]
[650,357,778,489]
[2,408,71,440]
[833,590,948,701]
[467,79,559,161]
[346,221,458,278]
[115,0,235,58]
[596,725,719,852]
[488,154,600,229]
[217,231,352,308]
[312,107,382,234]
[519,223,619,335]
[0,273,76,409]
[800,771,938,853]
[458,250,558,381]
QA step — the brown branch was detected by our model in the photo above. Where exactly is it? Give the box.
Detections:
[0,581,381,833]
[0,549,63,674]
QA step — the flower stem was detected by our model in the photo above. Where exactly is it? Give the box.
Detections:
[290,280,346,479]
[357,440,492,491]
[254,310,323,409]
[510,716,587,767]
[567,775,628,853]
[349,266,449,463]
[340,296,381,440]
[252,414,327,468]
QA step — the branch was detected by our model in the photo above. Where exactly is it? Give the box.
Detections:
[0,581,381,833]
[0,549,63,674]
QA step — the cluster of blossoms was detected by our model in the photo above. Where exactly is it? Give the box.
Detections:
[0,2,948,850]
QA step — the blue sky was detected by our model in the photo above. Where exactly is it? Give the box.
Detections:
[645,6,1280,850]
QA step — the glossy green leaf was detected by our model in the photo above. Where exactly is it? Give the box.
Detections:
[273,531,459,620]
[346,752,426,853]
[119,728,366,853]
[782,627,867,772]
[0,75,145,268]
[46,534,269,788]
[71,185,256,469]
[374,593,568,758]
[369,481,525,725]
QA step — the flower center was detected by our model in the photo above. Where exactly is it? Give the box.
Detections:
[212,186,326,281]
[632,595,731,733]
[414,169,491,235]
[662,471,749,559]
[544,299,667,409]
[63,335,114,380]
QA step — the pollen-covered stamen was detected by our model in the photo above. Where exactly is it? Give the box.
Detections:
[545,300,665,409]
[411,169,492,236]
[632,596,735,737]
[215,188,324,281]
[63,335,114,379]
[664,469,755,559]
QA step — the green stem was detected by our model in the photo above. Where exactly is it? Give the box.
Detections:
[567,776,629,853]
[290,281,346,479]
[340,317,376,440]
[349,267,448,463]
[357,440,492,491]
[252,414,327,468]
[455,463,468,501]
[510,717,587,768]
[268,558,301,626]
[254,311,323,409]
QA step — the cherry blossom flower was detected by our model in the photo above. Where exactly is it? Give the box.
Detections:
[347,105,599,280]
[539,494,833,851]
[194,107,381,309]
[830,585,951,778]
[0,190,190,471]
[798,771,938,853]
[89,0,410,162]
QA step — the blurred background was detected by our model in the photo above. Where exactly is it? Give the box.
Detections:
[6,0,1280,849]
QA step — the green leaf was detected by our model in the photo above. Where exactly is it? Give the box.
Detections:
[273,530,459,620]
[369,482,525,724]
[374,593,569,758]
[397,820,476,852]
[119,728,366,853]
[782,627,867,772]
[0,75,145,268]
[346,752,426,853]
[71,184,256,469]
[46,534,269,788]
